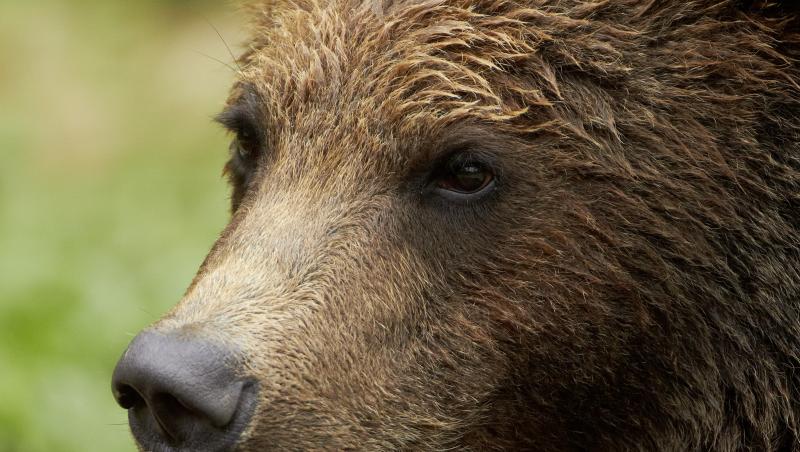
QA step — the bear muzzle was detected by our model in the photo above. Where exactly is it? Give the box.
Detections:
[111,328,258,452]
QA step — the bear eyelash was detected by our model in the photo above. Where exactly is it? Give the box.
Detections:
[216,108,261,146]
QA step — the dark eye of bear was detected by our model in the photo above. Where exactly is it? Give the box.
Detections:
[432,154,496,198]
[234,126,260,163]
[222,121,263,212]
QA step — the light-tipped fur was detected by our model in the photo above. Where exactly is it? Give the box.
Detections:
[148,1,799,450]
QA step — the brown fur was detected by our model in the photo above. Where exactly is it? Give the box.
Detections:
[151,0,799,450]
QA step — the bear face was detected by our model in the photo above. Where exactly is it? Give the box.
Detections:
[112,1,800,451]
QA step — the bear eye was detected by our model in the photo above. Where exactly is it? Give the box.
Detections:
[216,100,263,169]
[432,154,496,198]
[233,125,260,163]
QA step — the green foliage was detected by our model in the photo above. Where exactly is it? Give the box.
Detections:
[0,0,242,450]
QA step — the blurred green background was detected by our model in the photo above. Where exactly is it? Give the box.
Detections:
[0,0,245,450]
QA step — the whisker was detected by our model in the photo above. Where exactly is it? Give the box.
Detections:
[203,15,242,73]
[194,50,238,73]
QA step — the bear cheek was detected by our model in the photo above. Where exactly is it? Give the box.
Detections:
[155,190,510,447]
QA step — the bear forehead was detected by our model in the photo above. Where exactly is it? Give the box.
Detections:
[232,0,552,132]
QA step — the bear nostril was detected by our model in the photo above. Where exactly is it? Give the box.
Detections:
[113,383,144,410]
[111,329,258,451]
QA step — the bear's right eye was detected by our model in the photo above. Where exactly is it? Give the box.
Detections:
[232,124,260,165]
[216,105,264,211]
[216,94,264,171]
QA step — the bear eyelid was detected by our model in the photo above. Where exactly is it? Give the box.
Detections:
[215,83,267,146]
[215,105,261,144]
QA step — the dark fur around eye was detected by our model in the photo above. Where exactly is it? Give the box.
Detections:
[223,142,252,211]
[215,87,267,211]
[216,83,267,155]
[216,107,262,157]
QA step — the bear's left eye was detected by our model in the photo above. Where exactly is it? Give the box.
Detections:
[431,153,496,199]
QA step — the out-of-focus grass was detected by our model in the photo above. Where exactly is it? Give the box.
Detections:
[0,1,244,450]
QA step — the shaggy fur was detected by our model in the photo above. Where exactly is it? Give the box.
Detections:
[148,0,799,450]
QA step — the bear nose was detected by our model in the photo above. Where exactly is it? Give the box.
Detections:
[111,329,256,450]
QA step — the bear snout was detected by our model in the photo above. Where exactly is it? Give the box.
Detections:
[111,328,257,452]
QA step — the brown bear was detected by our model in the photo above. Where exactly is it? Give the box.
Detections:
[111,0,800,450]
